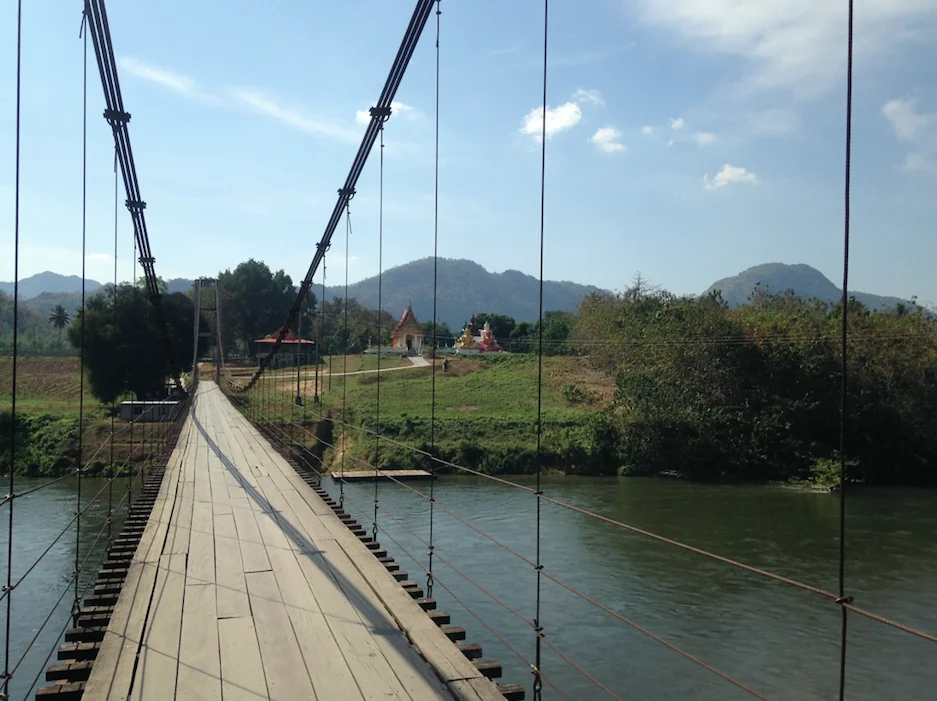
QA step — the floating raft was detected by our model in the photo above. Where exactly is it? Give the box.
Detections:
[332,469,435,482]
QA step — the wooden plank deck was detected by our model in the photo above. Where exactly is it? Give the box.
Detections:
[83,380,502,701]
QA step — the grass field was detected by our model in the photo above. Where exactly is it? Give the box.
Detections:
[245,353,617,475]
[1,356,172,476]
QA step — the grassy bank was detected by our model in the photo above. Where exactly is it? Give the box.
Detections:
[1,356,165,476]
[246,354,616,476]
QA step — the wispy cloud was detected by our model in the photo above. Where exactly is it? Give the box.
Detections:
[86,253,112,262]
[669,117,685,130]
[703,164,759,189]
[521,102,583,141]
[573,89,605,107]
[693,132,716,145]
[231,88,359,142]
[632,1,937,98]
[641,125,654,136]
[882,97,937,172]
[591,127,626,153]
[118,58,217,103]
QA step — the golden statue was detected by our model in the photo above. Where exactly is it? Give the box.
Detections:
[455,323,477,350]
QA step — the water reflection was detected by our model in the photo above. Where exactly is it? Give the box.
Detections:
[337,475,937,701]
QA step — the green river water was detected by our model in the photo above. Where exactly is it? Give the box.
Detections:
[1,475,935,700]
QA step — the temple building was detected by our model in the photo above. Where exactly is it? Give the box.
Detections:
[390,306,424,355]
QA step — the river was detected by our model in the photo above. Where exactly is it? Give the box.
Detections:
[1,475,935,700]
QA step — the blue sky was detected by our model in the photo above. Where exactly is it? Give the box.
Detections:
[1,1,936,305]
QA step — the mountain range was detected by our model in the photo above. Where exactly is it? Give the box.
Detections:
[322,258,603,327]
[704,263,914,310]
[2,261,916,328]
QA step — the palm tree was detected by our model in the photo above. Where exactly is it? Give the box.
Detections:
[48,304,70,344]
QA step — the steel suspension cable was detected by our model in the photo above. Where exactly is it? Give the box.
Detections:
[427,0,441,600]
[532,1,549,698]
[837,1,855,698]
[373,118,388,543]
[2,2,23,696]
[340,203,352,509]
[74,13,90,629]
[237,0,436,392]
[318,251,326,404]
[108,146,118,544]
[83,0,180,389]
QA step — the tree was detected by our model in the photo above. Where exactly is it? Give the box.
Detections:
[420,320,454,348]
[68,284,206,403]
[217,259,316,356]
[47,304,70,343]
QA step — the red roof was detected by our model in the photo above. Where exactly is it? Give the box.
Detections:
[254,327,315,345]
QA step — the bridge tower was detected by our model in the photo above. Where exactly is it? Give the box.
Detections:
[192,278,223,383]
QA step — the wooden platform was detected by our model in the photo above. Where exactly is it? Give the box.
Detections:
[333,469,435,482]
[82,381,502,701]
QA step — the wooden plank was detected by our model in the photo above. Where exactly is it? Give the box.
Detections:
[231,504,271,573]
[129,553,186,701]
[322,505,487,686]
[82,562,154,701]
[218,616,269,701]
[176,583,221,700]
[290,543,411,700]
[213,511,250,619]
[187,502,215,586]
[265,547,363,701]
[246,570,316,701]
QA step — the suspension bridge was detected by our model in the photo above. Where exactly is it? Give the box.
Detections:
[4,1,936,700]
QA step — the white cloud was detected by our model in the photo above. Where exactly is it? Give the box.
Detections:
[667,139,675,147]
[231,88,359,142]
[882,97,937,172]
[641,125,654,135]
[573,88,605,106]
[590,127,626,153]
[632,1,937,97]
[521,102,583,140]
[670,117,685,130]
[354,110,370,126]
[118,58,215,102]
[693,132,716,145]
[703,164,759,189]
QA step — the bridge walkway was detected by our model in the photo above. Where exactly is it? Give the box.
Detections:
[83,381,499,701]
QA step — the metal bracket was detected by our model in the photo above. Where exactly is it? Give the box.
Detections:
[369,105,392,121]
[125,199,146,212]
[103,108,130,125]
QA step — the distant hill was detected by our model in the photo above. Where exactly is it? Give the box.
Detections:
[705,263,913,310]
[0,271,102,299]
[323,258,603,327]
[166,278,194,295]
[0,272,193,300]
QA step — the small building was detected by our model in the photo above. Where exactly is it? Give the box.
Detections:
[253,327,315,367]
[119,400,181,423]
[390,307,424,355]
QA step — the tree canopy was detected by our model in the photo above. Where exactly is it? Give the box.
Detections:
[218,259,315,355]
[68,284,205,403]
